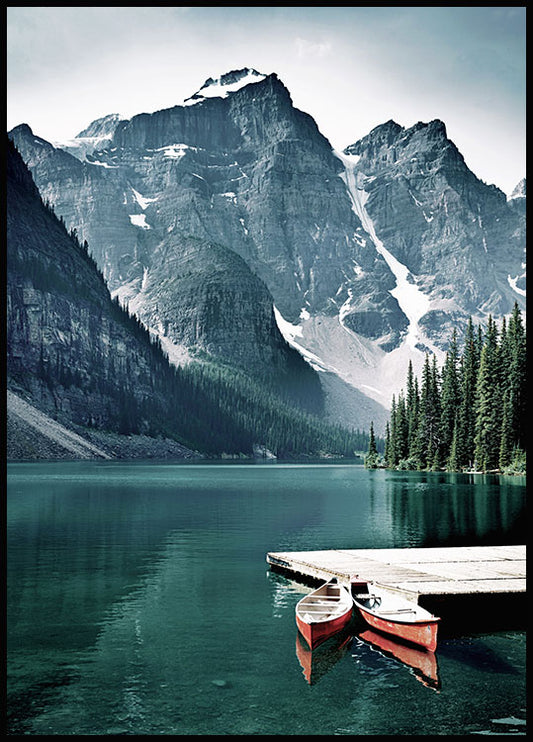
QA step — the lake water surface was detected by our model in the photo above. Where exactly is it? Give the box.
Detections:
[7,462,526,735]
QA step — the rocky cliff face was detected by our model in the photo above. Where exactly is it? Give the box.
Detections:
[7,138,203,445]
[344,119,526,344]
[9,68,525,430]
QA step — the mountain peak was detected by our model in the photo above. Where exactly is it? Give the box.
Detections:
[423,118,448,139]
[344,119,403,155]
[202,68,265,89]
[183,68,268,106]
[9,123,55,152]
[509,178,526,200]
[76,113,125,139]
[10,123,34,138]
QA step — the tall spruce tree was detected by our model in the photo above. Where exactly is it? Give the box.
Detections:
[447,420,460,472]
[405,360,420,456]
[456,318,479,468]
[384,421,391,465]
[429,356,442,467]
[440,329,460,465]
[498,403,513,470]
[505,302,527,450]
[474,316,501,471]
[413,355,440,469]
[395,392,409,464]
[364,421,379,468]
[388,395,398,467]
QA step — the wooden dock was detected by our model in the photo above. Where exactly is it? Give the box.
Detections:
[266,545,526,603]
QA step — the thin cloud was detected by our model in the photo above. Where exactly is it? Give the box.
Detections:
[295,37,332,59]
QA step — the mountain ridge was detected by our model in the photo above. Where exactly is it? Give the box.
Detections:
[9,69,525,433]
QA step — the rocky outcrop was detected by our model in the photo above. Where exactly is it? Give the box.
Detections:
[344,119,526,342]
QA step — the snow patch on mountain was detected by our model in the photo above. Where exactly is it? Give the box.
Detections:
[274,310,386,402]
[51,136,112,155]
[273,307,328,372]
[183,68,267,106]
[111,279,142,309]
[274,307,443,412]
[131,188,158,210]
[129,214,151,229]
[156,335,194,367]
[336,150,438,354]
[508,273,526,297]
[87,158,118,168]
[156,144,191,160]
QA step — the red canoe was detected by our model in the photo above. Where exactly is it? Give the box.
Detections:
[296,579,353,650]
[352,583,440,652]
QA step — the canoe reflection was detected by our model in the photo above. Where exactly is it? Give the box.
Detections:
[296,628,352,685]
[356,629,441,691]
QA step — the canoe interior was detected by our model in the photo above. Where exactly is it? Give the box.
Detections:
[353,585,439,625]
[296,582,352,624]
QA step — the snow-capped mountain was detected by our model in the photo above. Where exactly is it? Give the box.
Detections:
[9,69,525,432]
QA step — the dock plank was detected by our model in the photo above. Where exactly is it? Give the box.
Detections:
[266,545,526,599]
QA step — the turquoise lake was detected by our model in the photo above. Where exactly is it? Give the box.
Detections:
[7,461,526,735]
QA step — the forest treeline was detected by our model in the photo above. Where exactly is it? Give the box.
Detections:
[365,304,526,474]
[161,361,371,458]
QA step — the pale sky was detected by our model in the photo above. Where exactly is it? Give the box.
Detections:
[7,6,526,195]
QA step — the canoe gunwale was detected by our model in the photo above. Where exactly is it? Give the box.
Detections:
[355,603,440,627]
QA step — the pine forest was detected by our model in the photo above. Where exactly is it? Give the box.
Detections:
[365,304,526,474]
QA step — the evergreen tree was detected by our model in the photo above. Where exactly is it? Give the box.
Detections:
[505,302,527,450]
[456,318,479,469]
[364,421,379,468]
[407,376,426,468]
[474,316,501,471]
[395,392,409,464]
[440,329,460,459]
[446,420,460,472]
[498,402,513,470]
[384,421,391,465]
[388,395,398,467]
[405,360,419,455]
[417,354,441,469]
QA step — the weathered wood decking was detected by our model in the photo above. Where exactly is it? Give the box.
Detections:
[266,545,526,602]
